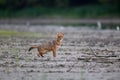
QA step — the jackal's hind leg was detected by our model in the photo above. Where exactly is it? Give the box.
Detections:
[38,51,44,57]
[40,53,44,57]
[37,53,40,57]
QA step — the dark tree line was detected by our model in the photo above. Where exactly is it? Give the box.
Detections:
[0,0,119,9]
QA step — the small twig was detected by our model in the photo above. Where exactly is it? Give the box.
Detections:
[88,47,97,57]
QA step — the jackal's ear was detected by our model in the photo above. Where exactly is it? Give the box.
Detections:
[61,32,64,35]
[57,32,60,35]
[57,32,64,36]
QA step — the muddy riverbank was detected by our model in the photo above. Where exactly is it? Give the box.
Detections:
[0,25,120,80]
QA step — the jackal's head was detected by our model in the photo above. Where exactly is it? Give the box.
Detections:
[57,32,64,41]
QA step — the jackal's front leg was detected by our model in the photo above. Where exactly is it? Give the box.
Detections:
[52,49,56,57]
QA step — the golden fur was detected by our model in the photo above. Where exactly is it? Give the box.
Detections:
[29,32,64,57]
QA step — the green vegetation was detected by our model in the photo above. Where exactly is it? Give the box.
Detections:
[0,5,119,18]
[0,30,18,36]
[80,70,85,80]
[41,72,47,80]
[12,48,19,66]
[0,0,119,18]
[0,30,42,37]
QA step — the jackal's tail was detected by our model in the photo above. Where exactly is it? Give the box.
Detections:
[28,46,38,51]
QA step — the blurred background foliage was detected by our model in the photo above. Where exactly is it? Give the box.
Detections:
[0,0,119,18]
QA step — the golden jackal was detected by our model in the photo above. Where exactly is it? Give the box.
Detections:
[29,32,64,57]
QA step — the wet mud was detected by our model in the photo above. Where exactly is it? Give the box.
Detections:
[0,25,120,80]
